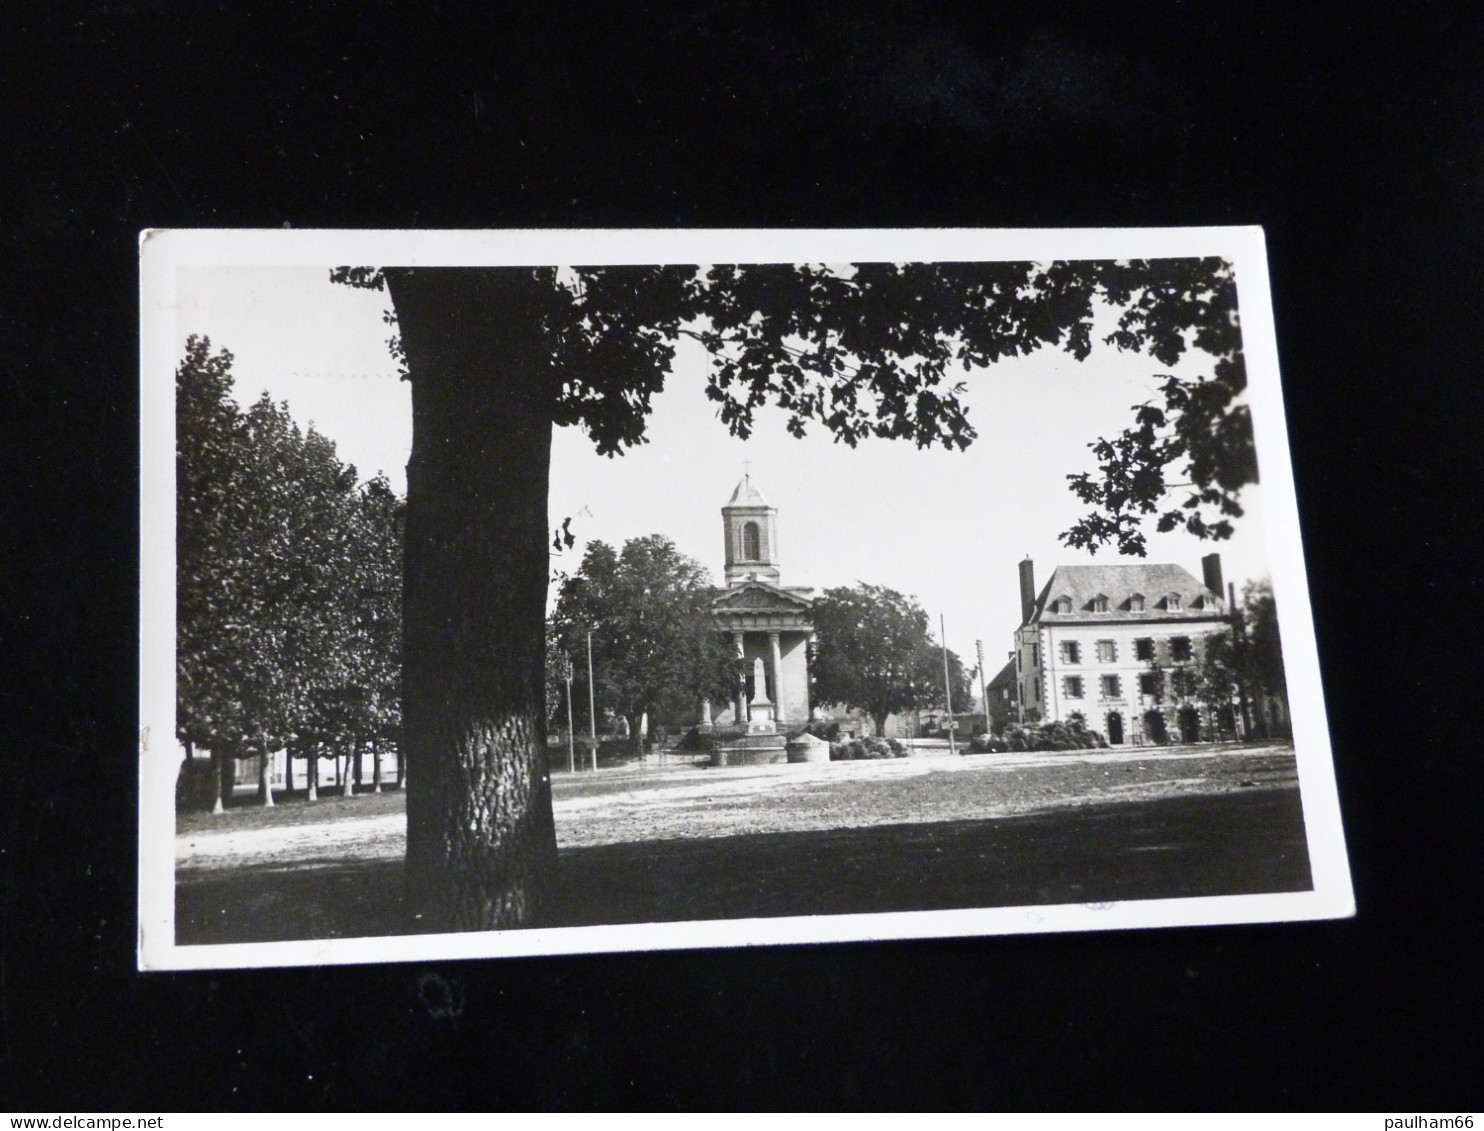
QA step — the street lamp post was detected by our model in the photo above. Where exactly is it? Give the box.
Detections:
[586,630,598,772]
[562,653,575,773]
[976,639,989,737]
[941,614,956,756]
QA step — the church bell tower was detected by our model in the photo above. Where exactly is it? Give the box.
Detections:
[722,474,780,586]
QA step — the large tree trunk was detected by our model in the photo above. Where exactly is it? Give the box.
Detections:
[388,268,559,932]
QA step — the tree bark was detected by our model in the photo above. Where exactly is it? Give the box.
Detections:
[258,743,275,808]
[388,268,559,932]
[372,738,383,793]
[211,746,226,815]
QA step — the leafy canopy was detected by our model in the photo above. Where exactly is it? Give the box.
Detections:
[811,583,972,735]
[334,257,1251,556]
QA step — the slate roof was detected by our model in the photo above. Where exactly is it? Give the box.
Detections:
[1030,563,1225,623]
[726,474,771,508]
[987,658,1018,691]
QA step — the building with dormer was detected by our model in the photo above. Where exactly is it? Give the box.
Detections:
[1013,554,1235,745]
[707,475,815,730]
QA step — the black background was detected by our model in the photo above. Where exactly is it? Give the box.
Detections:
[5,0,1482,1110]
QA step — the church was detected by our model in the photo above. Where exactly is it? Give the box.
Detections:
[704,475,815,732]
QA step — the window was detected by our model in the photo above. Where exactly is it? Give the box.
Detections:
[1031,644,1038,667]
[1091,594,1109,613]
[1053,596,1072,614]
[1060,641,1081,664]
[1063,675,1084,699]
[1134,638,1155,662]
[1171,636,1193,662]
[1139,671,1162,697]
[741,521,760,561]
[1166,593,1182,612]
[1100,675,1122,698]
[1129,593,1145,612]
[1096,639,1117,663]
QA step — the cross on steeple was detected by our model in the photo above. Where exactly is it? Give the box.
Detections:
[742,458,752,479]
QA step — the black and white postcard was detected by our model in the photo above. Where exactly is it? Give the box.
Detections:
[139,227,1353,971]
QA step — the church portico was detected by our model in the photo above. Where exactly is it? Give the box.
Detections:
[711,609,813,727]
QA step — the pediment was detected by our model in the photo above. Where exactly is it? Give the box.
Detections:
[712,583,813,612]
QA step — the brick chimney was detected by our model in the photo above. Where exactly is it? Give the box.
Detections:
[1201,553,1225,601]
[1019,557,1036,624]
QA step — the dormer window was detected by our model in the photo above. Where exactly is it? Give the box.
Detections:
[1129,593,1145,612]
[1090,594,1109,613]
[1166,593,1182,612]
[1052,595,1073,614]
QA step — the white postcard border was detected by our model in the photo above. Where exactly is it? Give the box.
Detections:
[139,226,1353,972]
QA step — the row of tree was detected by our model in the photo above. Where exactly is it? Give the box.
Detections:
[177,336,403,809]
[547,535,972,745]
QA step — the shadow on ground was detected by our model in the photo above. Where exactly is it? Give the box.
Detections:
[175,787,1311,945]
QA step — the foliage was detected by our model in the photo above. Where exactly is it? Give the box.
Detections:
[810,583,973,737]
[338,259,1251,551]
[977,714,1109,753]
[1189,578,1287,730]
[1061,258,1253,556]
[543,621,574,732]
[551,535,736,744]
[175,336,403,790]
[803,719,841,742]
[829,737,905,760]
[1241,580,1286,696]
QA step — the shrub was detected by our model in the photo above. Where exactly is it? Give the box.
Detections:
[975,719,1109,753]
[830,737,901,760]
[805,719,841,742]
[965,734,1010,754]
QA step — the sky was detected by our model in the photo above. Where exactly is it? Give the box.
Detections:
[175,265,1274,688]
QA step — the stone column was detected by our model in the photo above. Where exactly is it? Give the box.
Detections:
[801,631,813,720]
[733,632,746,723]
[768,631,783,723]
[699,697,713,733]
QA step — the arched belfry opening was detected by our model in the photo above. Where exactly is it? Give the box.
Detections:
[742,521,761,561]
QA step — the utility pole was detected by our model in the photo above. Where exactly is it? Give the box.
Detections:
[586,630,598,772]
[563,653,575,773]
[941,614,957,756]
[1229,581,1253,738]
[975,639,989,737]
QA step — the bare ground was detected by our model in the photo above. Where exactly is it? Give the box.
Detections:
[173,742,1310,944]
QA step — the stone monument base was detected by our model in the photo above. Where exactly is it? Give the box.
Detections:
[710,734,788,766]
[786,731,831,763]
